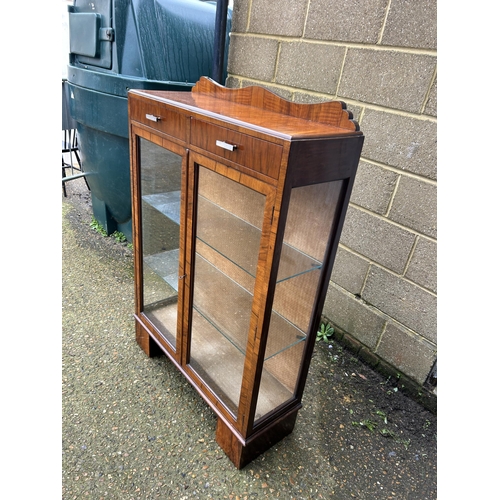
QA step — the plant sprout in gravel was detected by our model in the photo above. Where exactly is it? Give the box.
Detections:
[317,322,334,342]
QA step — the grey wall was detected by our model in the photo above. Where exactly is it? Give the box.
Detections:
[225,0,437,393]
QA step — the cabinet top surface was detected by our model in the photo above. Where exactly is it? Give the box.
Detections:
[129,77,362,141]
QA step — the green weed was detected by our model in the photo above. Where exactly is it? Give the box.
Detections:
[90,216,107,236]
[112,231,127,243]
[316,322,334,342]
[379,428,395,438]
[90,218,129,246]
[352,419,378,432]
[375,410,388,424]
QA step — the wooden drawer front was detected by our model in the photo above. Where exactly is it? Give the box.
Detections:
[129,97,187,142]
[191,119,282,179]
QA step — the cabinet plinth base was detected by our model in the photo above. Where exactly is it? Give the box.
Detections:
[135,316,163,357]
[216,408,299,469]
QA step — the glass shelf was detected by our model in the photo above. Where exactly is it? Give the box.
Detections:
[192,255,306,360]
[197,196,322,283]
[189,306,294,419]
[144,248,179,292]
[142,191,181,225]
[142,191,181,291]
[197,196,261,278]
[143,296,178,347]
[142,191,322,290]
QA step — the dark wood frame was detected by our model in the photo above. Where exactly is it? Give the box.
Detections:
[128,77,364,468]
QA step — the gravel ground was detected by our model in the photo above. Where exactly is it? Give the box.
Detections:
[62,177,437,499]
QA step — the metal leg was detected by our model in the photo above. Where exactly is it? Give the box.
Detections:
[62,128,90,194]
[62,157,68,197]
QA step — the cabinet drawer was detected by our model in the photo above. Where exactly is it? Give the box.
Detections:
[129,97,187,142]
[191,119,282,179]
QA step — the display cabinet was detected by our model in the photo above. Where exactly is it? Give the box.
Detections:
[128,77,364,468]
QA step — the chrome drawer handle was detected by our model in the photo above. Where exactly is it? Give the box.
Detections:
[216,140,237,152]
[146,113,161,122]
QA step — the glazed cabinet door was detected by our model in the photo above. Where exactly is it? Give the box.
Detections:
[132,131,187,358]
[184,153,276,425]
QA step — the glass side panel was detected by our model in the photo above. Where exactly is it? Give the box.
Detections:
[255,181,343,422]
[140,138,182,348]
[189,166,266,417]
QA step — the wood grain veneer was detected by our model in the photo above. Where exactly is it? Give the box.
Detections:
[128,77,364,468]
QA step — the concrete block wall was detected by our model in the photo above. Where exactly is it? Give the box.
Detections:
[225,0,437,397]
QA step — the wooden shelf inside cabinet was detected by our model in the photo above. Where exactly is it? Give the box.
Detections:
[128,77,364,469]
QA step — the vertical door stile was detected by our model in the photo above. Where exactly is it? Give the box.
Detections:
[181,154,197,367]
[175,148,189,365]
[130,128,143,316]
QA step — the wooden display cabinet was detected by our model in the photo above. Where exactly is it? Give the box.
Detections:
[128,77,364,468]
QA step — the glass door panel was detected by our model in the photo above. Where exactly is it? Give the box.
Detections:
[255,180,344,421]
[189,166,266,416]
[140,138,182,348]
